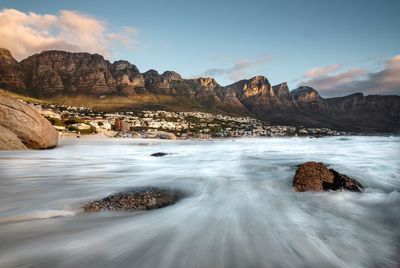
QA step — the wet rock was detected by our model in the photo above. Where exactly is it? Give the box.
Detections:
[0,93,58,149]
[147,131,177,140]
[293,162,363,192]
[326,168,364,192]
[83,187,185,212]
[151,152,168,157]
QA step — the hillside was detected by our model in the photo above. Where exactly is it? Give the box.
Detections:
[0,48,399,133]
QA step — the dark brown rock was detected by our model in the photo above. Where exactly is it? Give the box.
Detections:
[83,187,185,212]
[151,152,168,157]
[293,162,363,192]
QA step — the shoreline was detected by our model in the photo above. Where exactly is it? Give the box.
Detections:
[59,132,400,141]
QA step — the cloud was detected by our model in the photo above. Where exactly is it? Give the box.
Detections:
[198,56,268,82]
[299,56,400,97]
[304,64,341,78]
[0,8,138,60]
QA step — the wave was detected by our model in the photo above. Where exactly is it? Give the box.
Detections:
[0,209,76,224]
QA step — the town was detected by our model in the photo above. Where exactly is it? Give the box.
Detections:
[24,101,351,139]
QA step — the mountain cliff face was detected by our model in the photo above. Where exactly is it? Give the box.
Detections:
[0,48,26,90]
[0,48,399,133]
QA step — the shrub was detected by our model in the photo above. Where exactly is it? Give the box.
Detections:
[64,117,83,125]
[46,117,63,126]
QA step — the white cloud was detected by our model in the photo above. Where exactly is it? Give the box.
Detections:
[299,56,400,96]
[304,64,341,78]
[0,8,138,60]
[198,56,269,82]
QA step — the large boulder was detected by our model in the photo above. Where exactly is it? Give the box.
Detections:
[293,162,363,192]
[0,125,27,150]
[0,94,58,149]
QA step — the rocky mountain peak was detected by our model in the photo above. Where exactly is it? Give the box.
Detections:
[291,86,322,99]
[272,82,289,97]
[196,77,218,88]
[143,69,169,90]
[0,48,26,90]
[162,71,182,81]
[143,69,160,76]
[241,75,272,97]
[248,75,269,86]
[0,48,17,64]
[113,60,140,73]
[290,86,326,111]
[291,86,318,94]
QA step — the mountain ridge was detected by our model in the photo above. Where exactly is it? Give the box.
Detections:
[0,48,399,133]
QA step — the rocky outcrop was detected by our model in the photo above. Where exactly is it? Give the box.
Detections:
[290,86,327,111]
[112,60,144,94]
[293,162,363,192]
[0,125,27,150]
[147,131,177,140]
[83,187,185,212]
[227,76,295,116]
[0,93,58,149]
[0,48,399,133]
[16,50,149,96]
[0,48,26,91]
[162,71,182,81]
[272,82,290,98]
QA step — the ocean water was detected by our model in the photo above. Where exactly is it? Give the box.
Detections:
[0,136,399,268]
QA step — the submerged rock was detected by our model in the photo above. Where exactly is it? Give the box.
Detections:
[151,152,168,157]
[83,187,185,212]
[293,162,363,192]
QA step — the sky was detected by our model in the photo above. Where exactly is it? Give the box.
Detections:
[0,0,399,97]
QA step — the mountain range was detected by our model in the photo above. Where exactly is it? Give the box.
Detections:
[0,48,399,133]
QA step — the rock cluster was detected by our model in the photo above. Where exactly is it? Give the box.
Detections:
[293,162,363,192]
[0,93,58,150]
[83,187,185,212]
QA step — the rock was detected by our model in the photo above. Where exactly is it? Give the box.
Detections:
[148,131,177,140]
[161,71,182,81]
[327,168,364,192]
[151,152,168,157]
[83,187,185,212]
[293,162,363,192]
[143,69,170,90]
[290,86,327,111]
[130,132,142,138]
[0,94,58,149]
[0,48,26,91]
[272,82,290,98]
[0,125,27,150]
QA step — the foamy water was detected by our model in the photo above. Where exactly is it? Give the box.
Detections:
[0,137,399,267]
